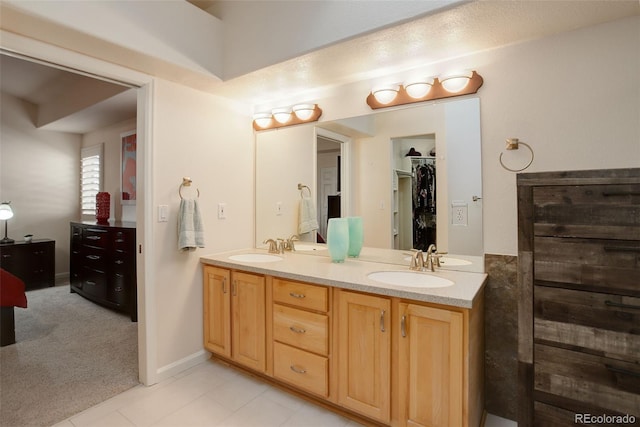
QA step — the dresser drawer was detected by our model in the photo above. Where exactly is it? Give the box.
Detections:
[534,286,640,362]
[83,227,110,248]
[81,247,107,271]
[273,304,328,355]
[534,344,640,417]
[533,184,640,240]
[79,267,107,300]
[273,342,328,397]
[273,279,328,312]
[112,229,134,252]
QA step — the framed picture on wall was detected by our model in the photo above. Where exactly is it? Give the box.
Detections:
[121,130,137,205]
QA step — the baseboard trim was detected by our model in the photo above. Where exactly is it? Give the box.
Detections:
[155,349,210,383]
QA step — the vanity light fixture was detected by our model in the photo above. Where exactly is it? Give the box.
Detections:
[440,70,474,93]
[366,70,484,110]
[404,78,435,99]
[252,113,273,129]
[372,84,400,104]
[272,107,293,124]
[253,104,323,131]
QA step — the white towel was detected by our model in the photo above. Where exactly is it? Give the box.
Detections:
[298,196,319,235]
[178,199,205,251]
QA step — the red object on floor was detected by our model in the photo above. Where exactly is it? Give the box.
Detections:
[0,268,28,308]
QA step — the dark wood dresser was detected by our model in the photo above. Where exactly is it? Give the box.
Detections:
[70,221,137,321]
[0,239,55,291]
[517,168,640,425]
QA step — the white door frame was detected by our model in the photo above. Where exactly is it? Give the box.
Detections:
[1,31,157,385]
[315,127,351,218]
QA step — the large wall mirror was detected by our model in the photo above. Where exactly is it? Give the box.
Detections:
[255,97,483,272]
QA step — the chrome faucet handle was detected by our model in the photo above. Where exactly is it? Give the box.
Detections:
[263,238,278,254]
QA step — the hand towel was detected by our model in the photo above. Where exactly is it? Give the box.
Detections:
[178,199,205,251]
[298,196,319,235]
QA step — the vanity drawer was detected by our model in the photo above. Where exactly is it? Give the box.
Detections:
[534,286,640,357]
[273,304,328,355]
[273,342,328,397]
[273,279,328,312]
[534,343,640,417]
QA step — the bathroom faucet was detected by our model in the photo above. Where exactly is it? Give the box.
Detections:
[286,234,299,251]
[424,244,441,272]
[410,250,425,271]
[263,238,278,254]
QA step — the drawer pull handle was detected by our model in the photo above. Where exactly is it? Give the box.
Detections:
[86,255,101,260]
[86,236,101,240]
[2,254,10,258]
[222,278,227,294]
[380,310,386,333]
[289,292,305,299]
[289,326,306,334]
[115,287,123,292]
[401,315,407,338]
[290,365,306,374]
[86,281,96,286]
[605,364,640,378]
[605,300,640,310]
[232,280,237,296]
[603,191,640,197]
[115,260,124,265]
[604,246,640,253]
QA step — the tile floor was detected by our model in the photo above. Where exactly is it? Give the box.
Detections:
[54,359,516,427]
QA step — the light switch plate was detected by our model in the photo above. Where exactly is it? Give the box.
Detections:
[218,203,227,219]
[158,205,168,222]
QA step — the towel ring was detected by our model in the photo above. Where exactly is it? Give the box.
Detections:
[298,183,311,198]
[499,138,534,172]
[179,177,200,199]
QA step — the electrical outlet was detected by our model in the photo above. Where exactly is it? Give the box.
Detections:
[452,202,468,226]
[218,203,227,219]
[276,202,282,216]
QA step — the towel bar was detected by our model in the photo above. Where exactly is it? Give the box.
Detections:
[179,177,200,199]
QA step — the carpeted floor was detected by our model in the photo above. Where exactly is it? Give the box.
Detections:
[0,285,138,427]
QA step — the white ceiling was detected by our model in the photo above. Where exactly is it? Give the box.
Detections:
[1,0,638,134]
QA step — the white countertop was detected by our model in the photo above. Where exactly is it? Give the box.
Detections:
[200,248,487,309]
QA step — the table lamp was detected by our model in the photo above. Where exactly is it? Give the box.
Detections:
[0,201,15,245]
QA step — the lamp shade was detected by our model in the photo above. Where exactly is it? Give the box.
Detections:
[292,104,316,121]
[440,71,473,93]
[253,113,273,129]
[272,107,292,124]
[0,202,13,220]
[404,79,434,99]
[372,85,400,104]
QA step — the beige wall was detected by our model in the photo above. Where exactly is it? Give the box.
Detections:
[150,79,254,369]
[0,92,81,277]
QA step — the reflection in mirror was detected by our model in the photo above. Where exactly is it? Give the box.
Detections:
[316,134,342,242]
[255,97,483,272]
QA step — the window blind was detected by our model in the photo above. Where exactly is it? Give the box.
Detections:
[81,144,103,217]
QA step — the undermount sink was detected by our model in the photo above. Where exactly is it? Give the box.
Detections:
[367,271,454,288]
[228,253,283,263]
[294,244,327,252]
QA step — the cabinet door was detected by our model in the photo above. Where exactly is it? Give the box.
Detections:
[232,271,266,372]
[398,303,464,427]
[337,290,391,423]
[203,266,231,358]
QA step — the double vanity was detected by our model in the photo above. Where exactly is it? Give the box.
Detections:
[200,247,487,427]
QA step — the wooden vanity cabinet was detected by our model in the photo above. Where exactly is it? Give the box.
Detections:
[203,265,266,372]
[272,278,331,398]
[336,289,484,427]
[336,290,391,423]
